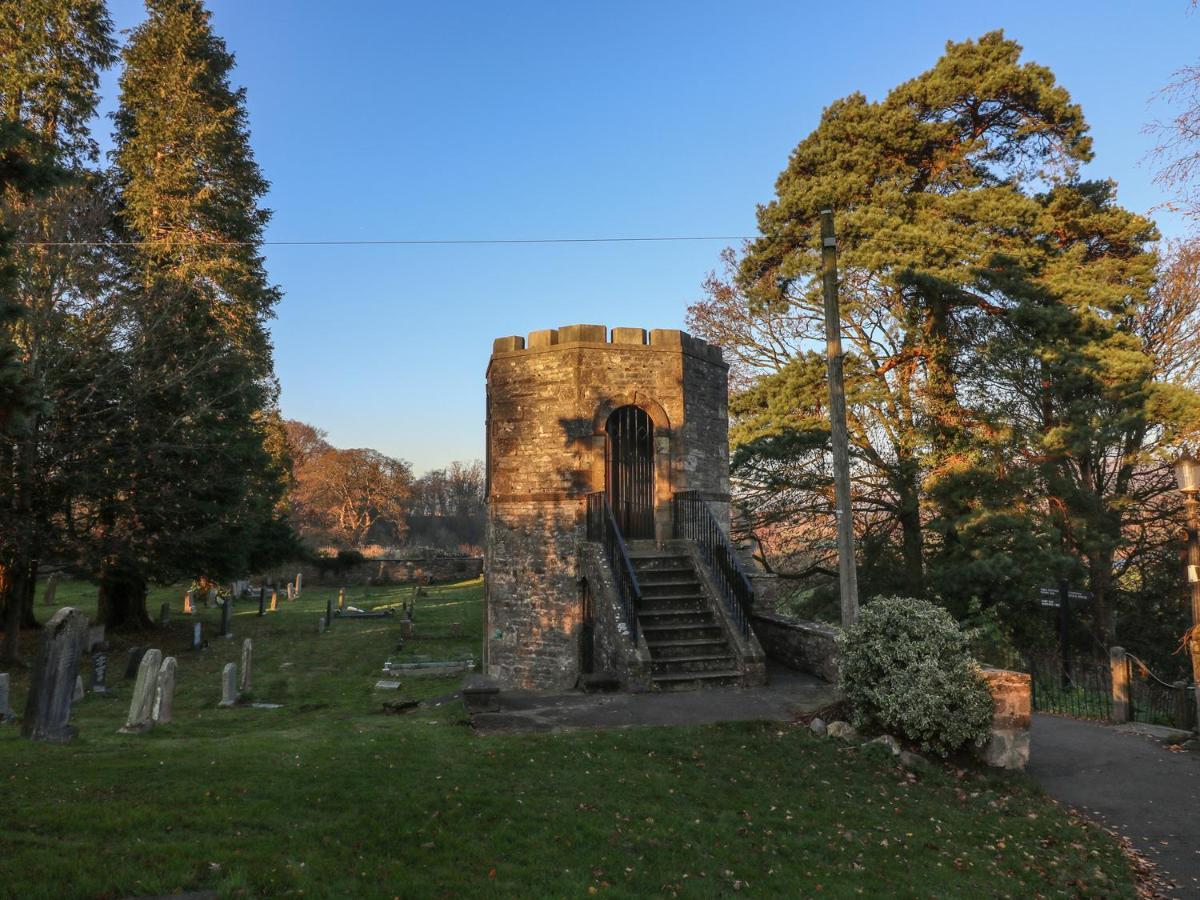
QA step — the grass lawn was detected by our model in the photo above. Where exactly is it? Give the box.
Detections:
[1,577,1137,898]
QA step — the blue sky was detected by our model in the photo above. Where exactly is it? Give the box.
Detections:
[97,1,1198,473]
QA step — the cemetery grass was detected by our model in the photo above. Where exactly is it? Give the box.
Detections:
[1,579,1138,899]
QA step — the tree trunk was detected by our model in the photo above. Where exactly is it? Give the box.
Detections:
[894,458,925,596]
[97,557,152,630]
[0,561,18,665]
[1089,550,1116,648]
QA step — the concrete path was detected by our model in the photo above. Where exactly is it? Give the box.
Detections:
[470,665,837,733]
[1028,714,1200,898]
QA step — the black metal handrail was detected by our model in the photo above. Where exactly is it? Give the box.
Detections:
[585,492,641,644]
[672,491,751,637]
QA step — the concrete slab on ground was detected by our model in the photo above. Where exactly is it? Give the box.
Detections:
[1029,714,1200,899]
[469,665,838,734]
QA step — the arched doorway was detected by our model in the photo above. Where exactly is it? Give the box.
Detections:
[606,405,655,539]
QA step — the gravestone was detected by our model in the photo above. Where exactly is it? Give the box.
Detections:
[90,652,110,695]
[0,673,15,722]
[239,639,252,693]
[192,623,202,651]
[286,583,294,602]
[206,587,217,609]
[268,591,278,612]
[400,619,414,639]
[450,622,462,637]
[325,597,333,628]
[86,625,105,654]
[219,598,232,638]
[183,591,194,615]
[42,573,59,607]
[159,602,170,627]
[295,573,302,595]
[258,586,266,617]
[73,675,84,702]
[153,656,177,724]
[119,648,162,734]
[124,646,147,680]
[22,607,88,743]
[317,617,326,635]
[219,663,238,707]
[338,588,346,610]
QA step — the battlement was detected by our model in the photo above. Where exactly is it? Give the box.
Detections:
[491,324,724,365]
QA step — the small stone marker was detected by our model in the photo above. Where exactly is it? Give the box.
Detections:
[0,673,15,722]
[286,582,294,602]
[119,648,162,734]
[152,656,177,724]
[317,617,326,635]
[450,622,462,637]
[183,591,194,615]
[90,652,110,695]
[295,572,302,595]
[338,587,346,610]
[191,622,203,650]
[158,602,170,627]
[268,590,278,612]
[219,598,232,638]
[219,662,238,707]
[374,680,402,690]
[400,619,414,639]
[124,646,147,680]
[22,608,87,743]
[239,639,252,693]
[73,675,84,702]
[42,573,60,607]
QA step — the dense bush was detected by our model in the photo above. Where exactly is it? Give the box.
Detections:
[837,596,993,756]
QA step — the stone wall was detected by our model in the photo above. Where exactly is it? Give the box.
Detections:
[290,556,482,586]
[579,544,652,691]
[978,668,1032,771]
[750,613,840,683]
[485,324,729,689]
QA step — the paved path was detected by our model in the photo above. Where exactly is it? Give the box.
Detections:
[1028,714,1200,898]
[470,665,837,733]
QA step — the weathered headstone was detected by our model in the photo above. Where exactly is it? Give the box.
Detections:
[0,673,15,722]
[219,598,232,638]
[286,582,294,602]
[73,675,84,702]
[219,662,238,707]
[295,572,302,595]
[42,573,59,607]
[400,619,414,639]
[183,591,194,615]
[338,587,346,610]
[317,617,326,635]
[124,646,147,680]
[258,586,266,617]
[119,648,162,734]
[152,656,177,724]
[239,639,252,693]
[268,590,278,612]
[90,652,110,695]
[158,602,170,627]
[206,587,217,609]
[192,623,202,651]
[22,607,88,743]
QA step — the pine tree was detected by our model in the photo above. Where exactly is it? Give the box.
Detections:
[101,0,289,626]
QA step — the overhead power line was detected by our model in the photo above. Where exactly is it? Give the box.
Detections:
[17,234,759,248]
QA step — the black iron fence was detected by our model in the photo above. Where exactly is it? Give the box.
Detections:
[1027,654,1113,720]
[672,491,751,637]
[585,491,641,644]
[1127,653,1197,731]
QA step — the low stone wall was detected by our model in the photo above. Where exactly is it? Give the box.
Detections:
[978,668,1031,771]
[750,613,840,683]
[293,556,483,586]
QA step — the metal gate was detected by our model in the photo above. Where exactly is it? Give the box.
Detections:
[606,405,655,540]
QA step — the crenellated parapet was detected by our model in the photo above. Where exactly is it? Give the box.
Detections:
[490,324,725,367]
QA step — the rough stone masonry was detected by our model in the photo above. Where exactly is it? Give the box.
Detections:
[484,324,730,690]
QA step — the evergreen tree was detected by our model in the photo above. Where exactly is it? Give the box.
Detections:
[102,0,289,626]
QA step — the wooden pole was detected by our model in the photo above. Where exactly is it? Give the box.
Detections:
[820,208,860,626]
[1185,495,1200,731]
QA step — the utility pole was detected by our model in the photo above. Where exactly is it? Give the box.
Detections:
[820,208,860,626]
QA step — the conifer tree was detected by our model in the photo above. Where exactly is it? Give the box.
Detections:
[102,0,290,626]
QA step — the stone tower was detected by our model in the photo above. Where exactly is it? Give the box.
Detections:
[485,324,732,690]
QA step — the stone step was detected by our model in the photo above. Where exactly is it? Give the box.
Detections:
[651,654,737,674]
[638,594,706,611]
[640,623,725,642]
[639,607,713,621]
[652,669,742,691]
[639,579,702,593]
[635,568,696,582]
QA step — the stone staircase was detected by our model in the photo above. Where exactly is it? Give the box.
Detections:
[628,546,741,691]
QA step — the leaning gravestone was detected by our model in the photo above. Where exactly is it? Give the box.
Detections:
[219,598,232,638]
[239,639,252,693]
[22,607,88,743]
[0,672,16,722]
[119,648,162,734]
[152,656,177,724]
[124,645,147,680]
[219,663,238,707]
[42,573,59,607]
[90,652,110,695]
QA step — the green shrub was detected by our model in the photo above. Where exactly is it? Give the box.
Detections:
[837,596,993,756]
